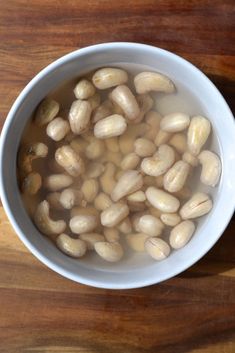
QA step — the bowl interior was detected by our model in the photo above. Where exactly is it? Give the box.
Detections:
[1,43,235,289]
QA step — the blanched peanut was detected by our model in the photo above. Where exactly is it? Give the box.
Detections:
[111,170,143,202]
[127,191,146,203]
[57,233,87,258]
[146,187,180,213]
[118,217,132,234]
[21,172,42,195]
[119,123,148,154]
[46,117,70,141]
[145,237,171,260]
[126,233,149,252]
[134,138,156,157]
[198,150,221,187]
[121,152,140,170]
[55,145,84,177]
[105,137,119,153]
[44,174,73,191]
[155,130,172,147]
[180,192,213,219]
[86,162,105,178]
[34,98,60,126]
[134,71,175,94]
[160,213,181,227]
[131,211,148,232]
[81,179,99,203]
[187,116,211,156]
[74,79,96,100]
[160,113,190,132]
[69,100,92,135]
[85,139,105,159]
[79,233,105,250]
[163,160,190,193]
[94,114,127,139]
[94,242,124,262]
[34,200,66,235]
[87,92,101,111]
[92,100,113,123]
[182,151,198,167]
[70,214,98,234]
[101,202,129,227]
[110,85,140,121]
[70,137,88,155]
[46,192,64,210]
[134,94,154,123]
[92,68,128,89]
[138,215,164,237]
[141,144,175,177]
[94,192,112,211]
[59,188,83,209]
[100,162,116,194]
[104,228,120,243]
[144,110,162,141]
[170,220,195,249]
[169,133,187,154]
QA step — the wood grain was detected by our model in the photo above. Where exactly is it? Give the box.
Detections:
[0,1,235,352]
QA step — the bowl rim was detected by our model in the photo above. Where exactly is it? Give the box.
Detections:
[0,42,235,289]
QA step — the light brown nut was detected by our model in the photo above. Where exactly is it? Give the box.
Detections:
[81,179,99,203]
[146,187,180,213]
[92,68,128,89]
[111,170,143,202]
[127,190,146,203]
[121,152,140,170]
[182,151,199,167]
[34,98,60,126]
[69,100,92,135]
[169,133,187,154]
[55,145,84,177]
[169,220,195,249]
[117,217,132,234]
[155,130,172,147]
[110,85,140,121]
[133,94,154,123]
[21,172,42,195]
[144,110,162,140]
[34,200,66,236]
[187,115,211,156]
[94,114,127,139]
[104,228,120,243]
[44,174,73,191]
[100,202,129,227]
[59,188,83,209]
[94,192,112,211]
[126,233,149,252]
[119,123,148,154]
[70,214,98,234]
[198,150,221,187]
[180,192,213,219]
[85,139,105,160]
[94,242,124,262]
[105,137,119,153]
[46,192,64,210]
[163,160,190,193]
[100,162,116,194]
[86,162,105,178]
[46,117,70,141]
[18,142,48,175]
[92,100,114,123]
[134,138,156,157]
[134,71,175,94]
[141,144,175,177]
[87,92,101,111]
[57,234,87,258]
[160,113,190,132]
[138,214,164,237]
[79,233,105,250]
[73,79,96,100]
[160,213,181,227]
[145,237,171,260]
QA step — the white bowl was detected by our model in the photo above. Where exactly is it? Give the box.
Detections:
[0,42,235,289]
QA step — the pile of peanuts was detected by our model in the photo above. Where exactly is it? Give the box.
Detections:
[18,67,221,263]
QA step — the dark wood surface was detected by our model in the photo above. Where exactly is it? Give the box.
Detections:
[0,1,235,352]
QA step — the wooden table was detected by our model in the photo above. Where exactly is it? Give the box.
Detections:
[0,1,234,352]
